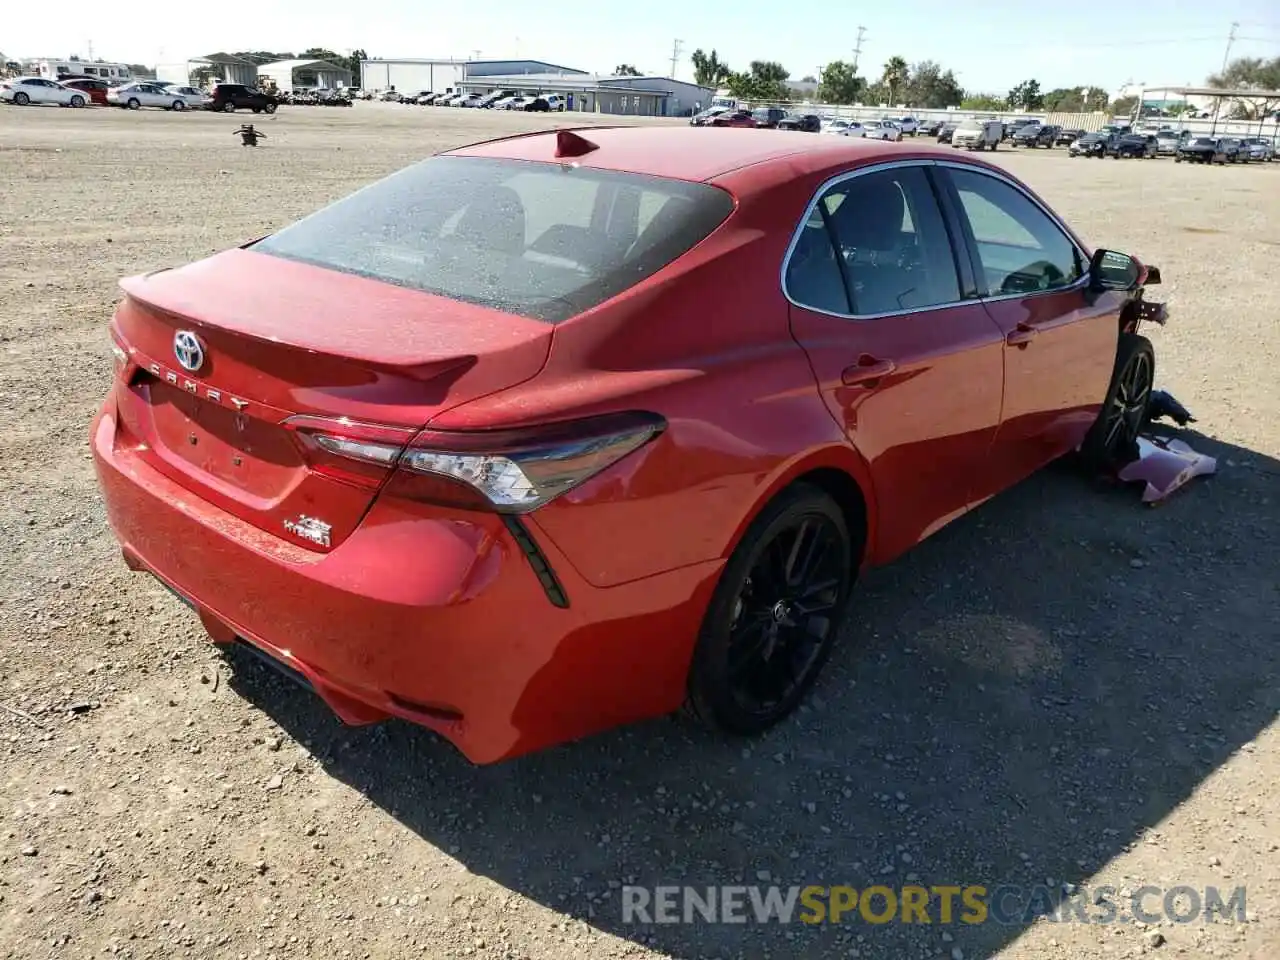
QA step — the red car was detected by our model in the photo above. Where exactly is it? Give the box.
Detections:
[62,77,110,105]
[92,128,1164,763]
[709,110,757,128]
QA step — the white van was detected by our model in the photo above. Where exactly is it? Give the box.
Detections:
[951,118,1003,151]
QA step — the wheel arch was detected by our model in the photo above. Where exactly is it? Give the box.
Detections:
[721,444,878,571]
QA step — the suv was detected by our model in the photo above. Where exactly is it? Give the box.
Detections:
[751,106,787,129]
[208,83,279,113]
[1011,124,1060,148]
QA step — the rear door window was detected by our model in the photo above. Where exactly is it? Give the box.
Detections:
[253,156,734,323]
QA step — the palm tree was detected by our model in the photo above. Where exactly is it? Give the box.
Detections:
[881,56,908,107]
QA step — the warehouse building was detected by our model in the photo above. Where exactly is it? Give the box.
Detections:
[359,58,587,95]
[258,58,352,92]
[156,53,257,88]
[457,72,713,117]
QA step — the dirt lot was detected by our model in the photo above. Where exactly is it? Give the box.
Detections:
[1,102,1278,960]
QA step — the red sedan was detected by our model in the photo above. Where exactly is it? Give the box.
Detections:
[62,77,110,105]
[92,128,1164,763]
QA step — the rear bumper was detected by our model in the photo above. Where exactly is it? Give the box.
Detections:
[91,398,722,763]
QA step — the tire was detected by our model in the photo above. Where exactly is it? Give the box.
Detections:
[1080,332,1155,468]
[172,100,185,111]
[69,95,85,108]
[127,98,140,110]
[264,102,277,114]
[686,483,857,736]
[13,92,29,105]
[222,101,236,113]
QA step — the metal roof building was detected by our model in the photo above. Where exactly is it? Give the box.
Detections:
[258,58,352,92]
[359,58,589,96]
[458,72,714,117]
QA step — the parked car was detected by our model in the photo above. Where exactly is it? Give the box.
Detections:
[379,89,402,102]
[864,120,903,141]
[710,110,757,128]
[458,93,484,108]
[936,122,958,143]
[503,96,530,111]
[105,81,191,111]
[1055,127,1085,146]
[1218,138,1249,163]
[819,118,859,136]
[0,76,85,107]
[894,116,919,136]
[539,94,567,112]
[691,106,730,126]
[208,83,279,114]
[950,118,1002,150]
[917,119,945,137]
[1174,137,1226,164]
[479,90,516,108]
[1010,124,1060,148]
[1153,131,1182,156]
[1069,131,1116,157]
[169,86,211,109]
[62,77,110,105]
[91,128,1166,764]
[1003,118,1037,139]
[415,93,438,105]
[777,113,821,133]
[1112,133,1158,159]
[751,106,787,129]
[525,97,551,112]
[1242,137,1274,161]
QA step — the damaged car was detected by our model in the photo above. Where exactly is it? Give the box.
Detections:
[91,130,1168,763]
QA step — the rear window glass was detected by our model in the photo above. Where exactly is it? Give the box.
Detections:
[253,156,734,323]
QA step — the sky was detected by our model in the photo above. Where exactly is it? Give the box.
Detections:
[5,1,1279,96]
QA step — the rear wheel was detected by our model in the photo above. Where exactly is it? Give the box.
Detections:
[1081,333,1154,467]
[127,98,140,110]
[222,101,236,113]
[14,92,30,105]
[264,102,277,113]
[686,484,856,736]
[69,94,85,108]
[172,99,186,111]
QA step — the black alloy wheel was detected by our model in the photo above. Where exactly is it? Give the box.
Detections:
[1082,332,1155,467]
[687,484,855,735]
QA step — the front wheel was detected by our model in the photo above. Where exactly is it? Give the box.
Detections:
[127,98,140,110]
[686,484,856,736]
[1080,333,1154,468]
[69,95,85,108]
[222,101,236,113]
[264,102,277,114]
[172,99,186,111]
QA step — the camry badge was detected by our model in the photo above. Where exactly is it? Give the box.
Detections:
[173,330,205,373]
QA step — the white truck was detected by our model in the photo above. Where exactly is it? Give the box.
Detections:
[951,118,1003,151]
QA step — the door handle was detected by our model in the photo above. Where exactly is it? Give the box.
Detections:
[1005,321,1038,346]
[841,356,897,386]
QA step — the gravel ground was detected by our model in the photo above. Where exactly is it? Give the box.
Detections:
[1,102,1278,960]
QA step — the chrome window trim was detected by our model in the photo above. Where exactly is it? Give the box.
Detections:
[780,158,1090,320]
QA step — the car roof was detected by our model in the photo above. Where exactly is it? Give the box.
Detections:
[447,125,971,185]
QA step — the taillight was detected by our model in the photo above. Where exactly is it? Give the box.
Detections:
[109,326,133,380]
[286,411,665,513]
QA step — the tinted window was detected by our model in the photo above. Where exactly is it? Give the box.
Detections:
[947,168,1082,296]
[254,156,734,324]
[786,166,961,316]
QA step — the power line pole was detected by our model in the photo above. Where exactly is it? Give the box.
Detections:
[1221,21,1239,73]
[852,26,866,73]
[669,39,684,79]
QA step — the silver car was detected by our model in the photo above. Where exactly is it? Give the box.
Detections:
[1242,138,1274,162]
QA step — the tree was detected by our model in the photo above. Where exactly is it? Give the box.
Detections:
[690,48,731,88]
[234,51,296,65]
[800,75,817,84]
[960,93,1005,111]
[1111,95,1139,119]
[300,48,343,62]
[1207,55,1280,119]
[880,56,908,107]
[614,64,641,76]
[817,60,864,104]
[347,49,368,83]
[726,60,791,101]
[1042,85,1109,112]
[1005,79,1044,111]
[904,60,963,108]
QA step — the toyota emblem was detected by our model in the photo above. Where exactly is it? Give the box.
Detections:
[173,330,205,373]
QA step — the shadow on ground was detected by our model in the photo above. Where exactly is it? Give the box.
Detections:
[225,430,1280,959]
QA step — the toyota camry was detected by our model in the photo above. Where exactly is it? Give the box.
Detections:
[92,127,1165,763]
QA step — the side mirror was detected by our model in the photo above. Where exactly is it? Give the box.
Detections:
[1089,249,1145,291]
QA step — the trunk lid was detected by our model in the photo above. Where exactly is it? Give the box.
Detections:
[110,248,553,550]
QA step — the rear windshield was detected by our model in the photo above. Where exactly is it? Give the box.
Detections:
[253,156,734,323]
